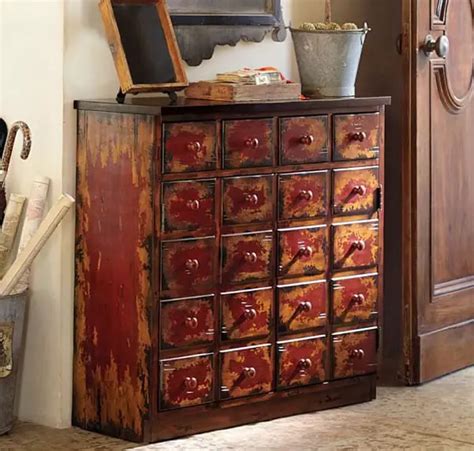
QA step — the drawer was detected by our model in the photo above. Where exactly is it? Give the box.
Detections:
[221,287,273,341]
[163,122,217,173]
[161,237,215,298]
[279,171,328,221]
[278,280,327,334]
[223,119,274,169]
[333,167,379,217]
[223,175,273,226]
[277,336,326,389]
[278,226,328,279]
[332,328,377,379]
[280,116,329,165]
[220,344,273,399]
[222,231,273,286]
[332,221,379,271]
[160,353,214,410]
[334,113,380,161]
[332,274,378,325]
[161,296,214,349]
[162,180,216,233]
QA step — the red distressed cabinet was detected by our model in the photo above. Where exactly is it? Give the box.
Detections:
[74,96,389,443]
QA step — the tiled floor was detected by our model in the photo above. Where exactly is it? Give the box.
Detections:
[1,367,473,450]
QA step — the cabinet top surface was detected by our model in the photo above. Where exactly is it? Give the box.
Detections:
[74,96,391,116]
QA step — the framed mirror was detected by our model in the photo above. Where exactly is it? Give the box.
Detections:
[168,0,286,66]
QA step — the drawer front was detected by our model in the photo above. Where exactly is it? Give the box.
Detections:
[161,297,214,349]
[332,275,378,325]
[333,329,377,379]
[280,116,329,165]
[332,222,379,271]
[279,171,328,221]
[161,238,215,298]
[223,175,273,226]
[278,226,328,279]
[163,122,217,173]
[333,168,379,217]
[222,232,273,286]
[162,180,215,233]
[334,113,380,161]
[221,288,273,341]
[220,345,273,399]
[160,354,214,410]
[278,337,326,388]
[223,119,274,169]
[278,281,327,334]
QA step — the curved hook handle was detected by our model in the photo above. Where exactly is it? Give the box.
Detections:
[2,121,32,173]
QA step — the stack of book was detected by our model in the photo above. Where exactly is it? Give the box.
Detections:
[185,68,302,102]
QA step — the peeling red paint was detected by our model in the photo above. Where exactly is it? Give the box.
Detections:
[224,119,273,169]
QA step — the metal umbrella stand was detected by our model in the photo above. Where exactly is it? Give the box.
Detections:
[0,290,28,435]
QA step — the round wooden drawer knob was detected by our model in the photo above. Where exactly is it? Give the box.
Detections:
[245,137,260,149]
[299,301,313,312]
[352,240,366,251]
[350,349,366,359]
[352,185,367,196]
[185,316,199,329]
[244,251,258,263]
[184,376,198,390]
[298,358,312,370]
[350,131,367,142]
[351,294,365,306]
[244,308,257,320]
[243,367,257,378]
[298,246,313,258]
[186,199,201,211]
[185,258,200,273]
[299,189,314,201]
[244,193,259,205]
[187,141,202,152]
[300,135,314,145]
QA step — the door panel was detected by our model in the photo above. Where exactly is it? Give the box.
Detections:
[410,0,474,383]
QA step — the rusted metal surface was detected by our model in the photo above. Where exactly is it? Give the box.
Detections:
[278,226,328,279]
[332,222,379,271]
[161,237,215,298]
[277,337,326,388]
[162,180,215,233]
[332,275,378,325]
[222,232,273,286]
[160,354,214,410]
[279,171,327,221]
[333,329,377,379]
[74,111,154,441]
[223,175,273,225]
[221,288,273,341]
[160,297,214,349]
[223,119,274,169]
[333,168,379,216]
[334,114,380,161]
[220,345,273,399]
[280,116,328,165]
[278,281,327,334]
[163,122,216,173]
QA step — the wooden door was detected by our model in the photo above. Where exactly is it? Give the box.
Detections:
[403,0,474,383]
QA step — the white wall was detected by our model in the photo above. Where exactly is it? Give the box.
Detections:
[1,0,325,428]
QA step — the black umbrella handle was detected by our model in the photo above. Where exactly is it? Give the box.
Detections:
[0,119,7,159]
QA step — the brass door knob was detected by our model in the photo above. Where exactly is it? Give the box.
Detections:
[423,34,449,58]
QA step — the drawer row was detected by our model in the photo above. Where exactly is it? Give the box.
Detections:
[161,220,379,299]
[159,327,378,410]
[162,167,380,234]
[161,274,378,349]
[162,113,381,174]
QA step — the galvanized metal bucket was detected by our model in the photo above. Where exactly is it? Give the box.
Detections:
[0,290,28,435]
[291,28,369,98]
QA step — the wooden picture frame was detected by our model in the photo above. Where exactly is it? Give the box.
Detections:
[99,0,188,98]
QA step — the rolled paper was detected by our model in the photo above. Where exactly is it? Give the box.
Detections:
[0,194,75,296]
[15,176,50,291]
[0,194,26,275]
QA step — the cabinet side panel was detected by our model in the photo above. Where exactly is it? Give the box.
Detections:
[73,110,154,442]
